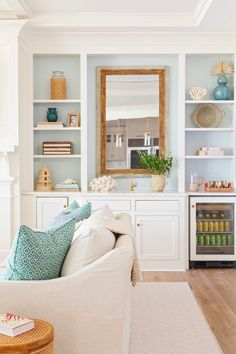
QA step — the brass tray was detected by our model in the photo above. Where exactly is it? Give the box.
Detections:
[192,103,224,128]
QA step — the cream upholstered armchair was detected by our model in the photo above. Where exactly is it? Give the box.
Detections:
[0,234,134,354]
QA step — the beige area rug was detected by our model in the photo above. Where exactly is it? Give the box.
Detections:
[130,282,223,354]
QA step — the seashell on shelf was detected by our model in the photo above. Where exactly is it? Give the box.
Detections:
[89,176,117,192]
[189,87,207,100]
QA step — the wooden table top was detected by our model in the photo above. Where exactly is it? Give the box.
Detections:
[0,319,53,351]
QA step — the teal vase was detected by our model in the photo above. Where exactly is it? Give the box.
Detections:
[213,74,232,100]
[47,108,58,122]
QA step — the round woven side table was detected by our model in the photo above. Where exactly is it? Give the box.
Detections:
[0,319,53,353]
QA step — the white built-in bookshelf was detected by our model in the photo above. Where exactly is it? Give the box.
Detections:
[184,53,235,191]
[33,54,82,188]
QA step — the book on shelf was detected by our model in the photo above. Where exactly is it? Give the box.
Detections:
[43,148,72,152]
[43,141,72,148]
[36,122,64,129]
[43,151,72,155]
[0,313,34,337]
[55,183,80,189]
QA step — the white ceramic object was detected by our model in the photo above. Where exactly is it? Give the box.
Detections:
[89,175,117,192]
[189,87,207,100]
[151,175,166,192]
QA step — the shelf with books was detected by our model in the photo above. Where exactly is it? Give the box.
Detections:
[184,53,235,191]
[33,54,82,191]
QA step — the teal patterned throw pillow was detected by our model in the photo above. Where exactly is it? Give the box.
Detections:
[47,201,91,229]
[3,218,76,281]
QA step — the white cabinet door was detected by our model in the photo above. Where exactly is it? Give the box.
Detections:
[36,197,68,229]
[136,215,180,270]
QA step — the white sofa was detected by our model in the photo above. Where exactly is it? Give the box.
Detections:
[0,234,134,354]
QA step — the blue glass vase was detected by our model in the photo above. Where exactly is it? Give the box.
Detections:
[47,107,58,122]
[213,74,232,100]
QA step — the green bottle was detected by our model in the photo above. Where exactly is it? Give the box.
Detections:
[227,234,233,246]
[221,234,227,246]
[210,234,216,246]
[205,234,210,246]
[216,234,221,246]
[196,234,200,246]
[199,234,204,246]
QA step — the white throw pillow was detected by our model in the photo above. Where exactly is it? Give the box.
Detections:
[74,204,114,238]
[61,226,116,276]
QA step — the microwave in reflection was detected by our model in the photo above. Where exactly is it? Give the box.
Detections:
[127,146,159,169]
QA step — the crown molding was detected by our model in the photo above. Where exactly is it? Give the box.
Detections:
[2,0,32,18]
[0,0,214,31]
[29,11,199,30]
[0,19,27,34]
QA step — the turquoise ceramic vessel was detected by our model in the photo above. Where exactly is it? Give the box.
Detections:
[47,107,58,122]
[213,74,232,100]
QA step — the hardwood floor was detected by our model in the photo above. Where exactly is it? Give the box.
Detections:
[143,269,236,354]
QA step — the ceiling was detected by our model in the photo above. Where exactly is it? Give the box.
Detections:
[0,0,235,32]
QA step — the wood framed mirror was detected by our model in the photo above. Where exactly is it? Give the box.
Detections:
[97,67,168,175]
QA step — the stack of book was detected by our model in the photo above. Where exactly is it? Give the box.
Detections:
[43,141,72,155]
[36,121,64,129]
[0,313,34,337]
[54,179,80,192]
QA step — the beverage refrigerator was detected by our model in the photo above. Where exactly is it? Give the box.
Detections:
[189,197,236,267]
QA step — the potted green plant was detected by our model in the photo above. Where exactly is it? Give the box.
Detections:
[138,152,173,192]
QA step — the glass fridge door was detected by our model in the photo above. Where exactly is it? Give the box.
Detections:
[195,203,234,256]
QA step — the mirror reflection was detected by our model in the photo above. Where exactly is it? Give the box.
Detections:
[106,75,159,169]
[98,68,167,175]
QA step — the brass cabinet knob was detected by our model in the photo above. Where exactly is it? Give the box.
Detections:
[192,205,195,208]
[64,205,67,208]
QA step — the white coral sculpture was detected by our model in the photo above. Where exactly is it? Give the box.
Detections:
[89,176,117,192]
[189,87,207,100]
[212,61,234,76]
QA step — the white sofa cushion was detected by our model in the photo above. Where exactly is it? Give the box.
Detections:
[61,205,116,276]
[74,204,114,235]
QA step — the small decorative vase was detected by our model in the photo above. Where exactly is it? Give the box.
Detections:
[47,108,58,122]
[213,74,232,100]
[151,175,166,192]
